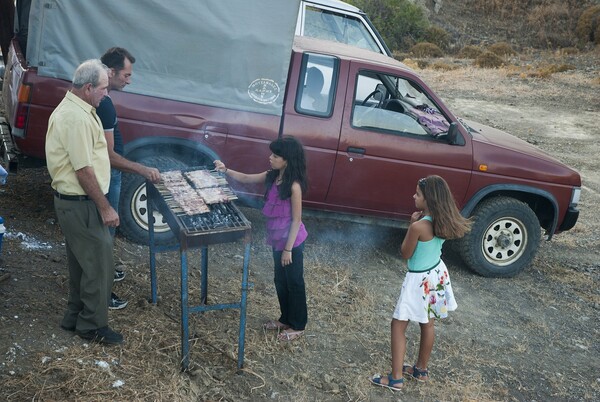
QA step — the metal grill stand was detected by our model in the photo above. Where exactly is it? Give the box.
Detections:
[146,180,252,371]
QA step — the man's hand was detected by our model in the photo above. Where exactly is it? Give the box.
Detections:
[141,166,161,183]
[100,205,120,227]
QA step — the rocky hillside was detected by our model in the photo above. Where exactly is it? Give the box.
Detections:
[418,0,599,50]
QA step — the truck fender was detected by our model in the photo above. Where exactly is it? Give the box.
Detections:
[123,136,219,165]
[460,184,558,240]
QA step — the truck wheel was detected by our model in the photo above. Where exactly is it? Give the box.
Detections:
[459,197,541,278]
[119,156,188,245]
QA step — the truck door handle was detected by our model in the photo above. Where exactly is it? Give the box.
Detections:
[347,147,365,155]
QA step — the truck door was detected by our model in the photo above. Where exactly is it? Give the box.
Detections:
[325,62,473,221]
[282,52,346,205]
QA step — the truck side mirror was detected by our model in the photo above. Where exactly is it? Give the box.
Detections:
[447,122,464,145]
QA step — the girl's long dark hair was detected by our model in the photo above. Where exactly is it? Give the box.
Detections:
[419,175,471,239]
[265,136,307,199]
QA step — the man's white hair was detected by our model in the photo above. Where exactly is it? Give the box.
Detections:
[72,59,109,88]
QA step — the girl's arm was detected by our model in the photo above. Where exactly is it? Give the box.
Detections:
[214,160,267,184]
[281,181,303,265]
[400,212,430,259]
[400,222,422,259]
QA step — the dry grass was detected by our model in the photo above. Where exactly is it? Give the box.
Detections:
[527,63,577,78]
[430,61,459,71]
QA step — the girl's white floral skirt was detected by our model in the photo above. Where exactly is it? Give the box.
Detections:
[393,260,457,323]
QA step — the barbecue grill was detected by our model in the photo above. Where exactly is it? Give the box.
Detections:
[146,170,252,371]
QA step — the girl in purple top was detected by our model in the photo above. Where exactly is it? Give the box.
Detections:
[214,136,308,342]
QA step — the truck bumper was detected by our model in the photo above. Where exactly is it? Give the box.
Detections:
[0,117,19,172]
[558,207,579,231]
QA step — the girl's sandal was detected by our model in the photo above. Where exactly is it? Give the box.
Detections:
[277,329,304,342]
[370,373,404,391]
[411,365,429,382]
[263,320,290,331]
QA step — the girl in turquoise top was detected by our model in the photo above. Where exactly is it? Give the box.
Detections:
[371,175,471,391]
[214,136,308,342]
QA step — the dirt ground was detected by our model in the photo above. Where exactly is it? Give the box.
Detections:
[1,49,599,401]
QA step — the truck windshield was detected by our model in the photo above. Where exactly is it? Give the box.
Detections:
[303,6,381,53]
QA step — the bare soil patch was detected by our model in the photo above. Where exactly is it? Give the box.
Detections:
[1,50,599,401]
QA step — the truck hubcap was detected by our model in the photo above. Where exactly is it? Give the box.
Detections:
[482,217,527,267]
[130,184,170,234]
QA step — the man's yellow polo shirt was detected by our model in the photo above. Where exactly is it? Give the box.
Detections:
[45,91,110,195]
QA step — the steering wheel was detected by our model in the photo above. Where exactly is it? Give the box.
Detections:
[361,89,383,107]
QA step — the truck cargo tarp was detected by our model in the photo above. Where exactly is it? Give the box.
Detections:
[26,0,300,116]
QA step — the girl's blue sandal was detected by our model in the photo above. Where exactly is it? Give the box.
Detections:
[370,374,404,391]
[405,365,429,382]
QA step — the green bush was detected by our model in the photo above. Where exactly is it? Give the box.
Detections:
[410,42,444,58]
[349,0,430,51]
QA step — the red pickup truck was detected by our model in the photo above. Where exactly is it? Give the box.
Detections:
[1,5,580,278]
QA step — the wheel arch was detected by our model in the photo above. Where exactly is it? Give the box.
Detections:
[123,137,219,166]
[461,184,558,240]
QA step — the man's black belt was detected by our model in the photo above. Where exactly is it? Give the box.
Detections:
[53,191,91,201]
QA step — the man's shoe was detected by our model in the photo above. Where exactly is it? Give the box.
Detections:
[60,324,75,332]
[109,292,128,310]
[76,326,123,345]
[114,269,126,282]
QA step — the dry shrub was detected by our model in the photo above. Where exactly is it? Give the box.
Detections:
[487,42,516,56]
[458,45,484,59]
[558,47,579,55]
[424,25,450,50]
[468,0,522,17]
[429,61,459,71]
[474,51,504,68]
[416,59,430,69]
[576,5,600,44]
[528,63,576,78]
[400,57,420,70]
[527,3,576,48]
[392,51,410,62]
[410,42,444,58]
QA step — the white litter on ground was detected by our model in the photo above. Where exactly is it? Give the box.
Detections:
[4,231,53,250]
[112,380,125,388]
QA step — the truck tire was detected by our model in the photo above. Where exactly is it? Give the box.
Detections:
[459,197,541,278]
[119,156,188,245]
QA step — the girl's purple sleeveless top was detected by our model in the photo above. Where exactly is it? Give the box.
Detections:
[262,184,308,251]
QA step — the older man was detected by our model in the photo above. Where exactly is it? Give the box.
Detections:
[45,59,123,345]
[97,47,160,310]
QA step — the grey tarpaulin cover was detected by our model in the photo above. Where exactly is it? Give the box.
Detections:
[26,0,300,115]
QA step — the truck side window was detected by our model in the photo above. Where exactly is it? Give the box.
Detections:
[296,53,337,117]
[351,71,450,138]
